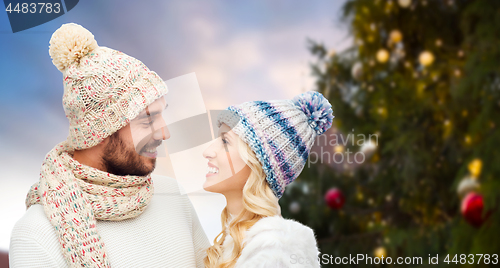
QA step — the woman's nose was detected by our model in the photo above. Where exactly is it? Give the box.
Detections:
[202,142,217,159]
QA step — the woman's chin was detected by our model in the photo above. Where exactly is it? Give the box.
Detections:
[202,179,219,193]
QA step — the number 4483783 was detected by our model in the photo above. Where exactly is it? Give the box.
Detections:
[5,3,61,14]
[444,254,498,265]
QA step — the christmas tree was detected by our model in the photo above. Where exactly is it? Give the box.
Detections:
[279,0,500,267]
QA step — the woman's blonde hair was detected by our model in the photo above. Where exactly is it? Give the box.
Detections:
[203,137,281,268]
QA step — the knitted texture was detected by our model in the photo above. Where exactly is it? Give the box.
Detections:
[26,142,154,267]
[49,23,168,150]
[217,91,334,199]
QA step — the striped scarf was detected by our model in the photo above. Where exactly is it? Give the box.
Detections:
[26,141,154,267]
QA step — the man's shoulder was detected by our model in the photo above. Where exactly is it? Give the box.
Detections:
[10,205,68,267]
[11,204,56,242]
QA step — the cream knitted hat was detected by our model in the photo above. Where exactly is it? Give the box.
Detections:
[49,23,168,149]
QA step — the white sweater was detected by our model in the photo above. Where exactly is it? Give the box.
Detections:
[221,216,320,268]
[9,176,210,268]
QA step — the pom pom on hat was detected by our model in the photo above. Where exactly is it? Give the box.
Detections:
[49,23,98,71]
[293,91,334,135]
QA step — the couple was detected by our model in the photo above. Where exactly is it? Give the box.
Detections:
[10,23,333,268]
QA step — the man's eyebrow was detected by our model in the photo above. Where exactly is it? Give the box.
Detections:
[136,104,169,119]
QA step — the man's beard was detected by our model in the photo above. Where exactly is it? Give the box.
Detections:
[102,132,158,176]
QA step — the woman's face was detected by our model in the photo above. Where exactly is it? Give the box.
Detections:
[202,123,251,194]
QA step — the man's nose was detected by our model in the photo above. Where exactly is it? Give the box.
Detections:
[153,126,170,141]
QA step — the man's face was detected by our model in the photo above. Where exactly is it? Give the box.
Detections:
[102,98,170,176]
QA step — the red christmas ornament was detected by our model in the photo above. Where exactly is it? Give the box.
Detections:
[461,192,484,227]
[325,188,345,209]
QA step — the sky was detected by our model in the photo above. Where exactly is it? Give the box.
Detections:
[0,0,351,250]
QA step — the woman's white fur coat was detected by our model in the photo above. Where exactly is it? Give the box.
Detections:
[222,215,321,268]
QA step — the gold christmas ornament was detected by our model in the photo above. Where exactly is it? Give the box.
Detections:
[398,0,412,8]
[389,30,403,44]
[468,158,482,178]
[376,49,390,63]
[419,51,435,66]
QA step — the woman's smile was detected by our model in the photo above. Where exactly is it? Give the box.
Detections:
[206,162,219,177]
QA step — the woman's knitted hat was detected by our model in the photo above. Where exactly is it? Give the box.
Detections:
[217,91,334,199]
[49,23,168,150]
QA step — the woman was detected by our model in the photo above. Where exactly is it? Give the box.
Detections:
[202,91,334,267]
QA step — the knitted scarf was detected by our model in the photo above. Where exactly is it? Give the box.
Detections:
[26,141,154,267]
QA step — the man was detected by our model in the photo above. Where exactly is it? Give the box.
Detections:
[9,23,209,267]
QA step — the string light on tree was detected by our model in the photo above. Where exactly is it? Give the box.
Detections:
[468,158,482,178]
[289,201,301,214]
[376,49,390,63]
[351,61,363,80]
[398,0,412,8]
[465,135,472,145]
[389,29,403,44]
[443,119,452,138]
[334,145,345,153]
[377,106,388,117]
[374,246,387,258]
[419,51,435,66]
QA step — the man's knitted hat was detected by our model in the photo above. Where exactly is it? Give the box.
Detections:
[217,91,334,199]
[49,23,168,150]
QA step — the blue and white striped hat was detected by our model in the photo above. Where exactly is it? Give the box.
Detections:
[217,91,334,199]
